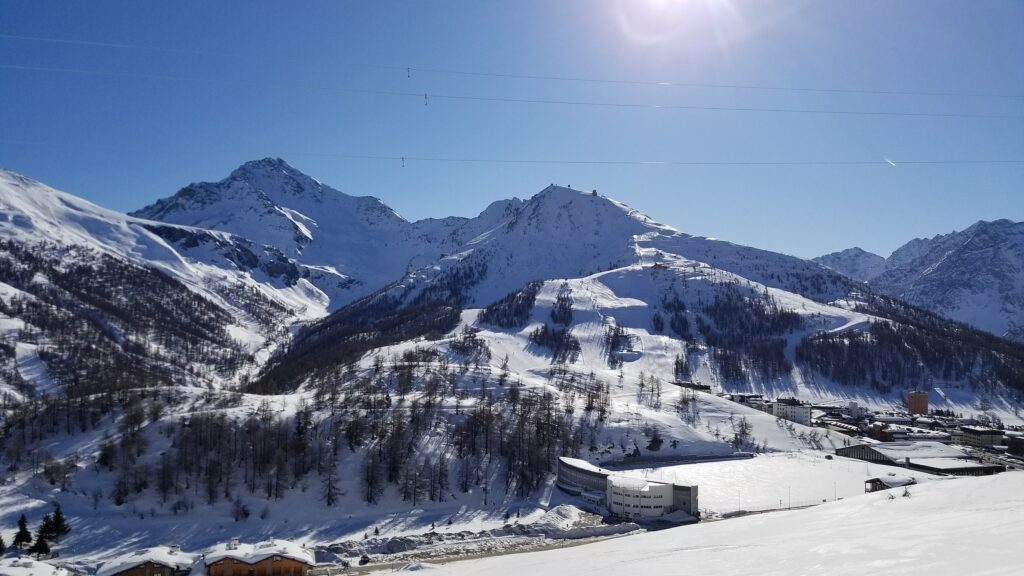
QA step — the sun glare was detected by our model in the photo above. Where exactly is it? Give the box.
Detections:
[613,0,742,48]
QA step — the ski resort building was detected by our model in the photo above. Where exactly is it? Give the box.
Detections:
[835,441,1005,476]
[607,476,675,520]
[772,398,812,426]
[202,539,315,576]
[1008,436,1024,457]
[556,457,611,494]
[907,391,929,415]
[556,457,699,519]
[959,426,1004,448]
[97,546,196,576]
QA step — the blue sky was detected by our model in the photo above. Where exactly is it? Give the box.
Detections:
[1,0,1022,258]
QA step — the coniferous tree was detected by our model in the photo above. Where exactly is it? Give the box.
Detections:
[50,504,70,541]
[321,446,340,507]
[0,534,6,554]
[13,513,32,548]
[38,513,56,542]
[362,452,384,504]
[28,531,50,558]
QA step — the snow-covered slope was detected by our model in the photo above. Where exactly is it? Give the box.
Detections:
[818,220,1024,341]
[0,168,333,320]
[0,168,339,396]
[434,472,1024,576]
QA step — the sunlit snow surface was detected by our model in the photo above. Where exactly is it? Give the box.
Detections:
[613,452,940,514]
[433,472,1024,576]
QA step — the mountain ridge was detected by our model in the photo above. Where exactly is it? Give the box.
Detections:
[815,219,1024,341]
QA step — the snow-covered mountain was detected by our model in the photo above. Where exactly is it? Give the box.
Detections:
[816,220,1024,341]
[347,184,857,311]
[0,168,331,401]
[0,167,343,319]
[5,163,1022,406]
[2,162,1023,574]
[132,158,514,309]
[260,183,1024,416]
[814,247,887,283]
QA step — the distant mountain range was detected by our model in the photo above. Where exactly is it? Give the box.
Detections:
[815,219,1024,341]
[1,159,1022,565]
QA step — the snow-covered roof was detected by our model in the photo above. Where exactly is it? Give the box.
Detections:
[97,546,198,576]
[558,456,611,475]
[908,458,991,471]
[961,426,1004,435]
[0,558,70,576]
[868,475,916,488]
[203,539,315,566]
[608,475,671,492]
[869,441,966,461]
[875,415,913,423]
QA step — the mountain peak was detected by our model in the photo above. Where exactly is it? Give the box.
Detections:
[813,247,887,282]
[535,184,589,197]
[965,218,1021,234]
[228,157,308,186]
[233,156,293,172]
[218,157,332,204]
[523,184,676,235]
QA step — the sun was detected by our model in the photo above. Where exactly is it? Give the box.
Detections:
[613,0,741,47]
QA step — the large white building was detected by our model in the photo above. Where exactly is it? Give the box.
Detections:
[959,426,1004,448]
[557,457,699,519]
[773,399,812,426]
[606,476,675,520]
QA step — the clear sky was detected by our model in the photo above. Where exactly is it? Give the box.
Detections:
[1,0,1022,258]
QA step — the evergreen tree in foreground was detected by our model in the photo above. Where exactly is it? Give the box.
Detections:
[28,532,50,558]
[51,503,71,541]
[38,513,56,543]
[13,513,32,549]
[0,534,6,554]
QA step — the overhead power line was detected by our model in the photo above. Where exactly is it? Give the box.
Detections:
[1,32,1022,100]
[2,63,1022,120]
[3,139,1021,167]
[396,66,1024,101]
[282,153,1024,166]
[0,33,236,58]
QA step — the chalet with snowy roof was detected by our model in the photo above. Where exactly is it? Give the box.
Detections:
[836,441,1004,476]
[96,546,196,576]
[864,475,916,493]
[202,539,315,576]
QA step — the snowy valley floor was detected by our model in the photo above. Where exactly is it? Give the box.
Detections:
[419,471,1024,576]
